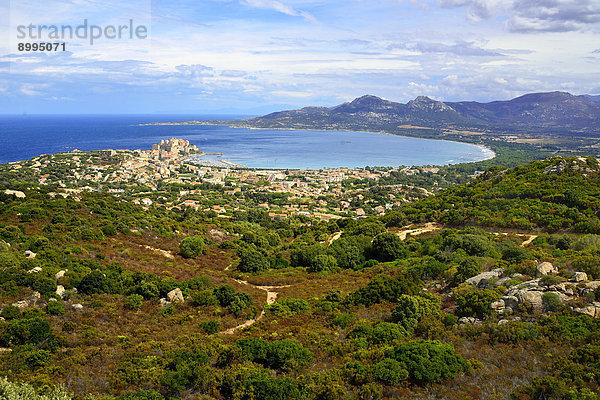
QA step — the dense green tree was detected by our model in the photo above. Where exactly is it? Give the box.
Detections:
[237,248,269,273]
[179,236,204,258]
[390,340,469,383]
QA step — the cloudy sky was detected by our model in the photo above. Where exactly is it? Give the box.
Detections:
[1,0,599,114]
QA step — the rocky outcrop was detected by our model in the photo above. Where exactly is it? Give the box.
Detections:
[536,262,557,276]
[12,291,41,310]
[55,270,67,279]
[466,268,504,288]
[167,288,184,303]
[574,272,588,282]
[574,303,600,318]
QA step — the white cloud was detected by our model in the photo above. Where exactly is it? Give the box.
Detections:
[242,0,318,23]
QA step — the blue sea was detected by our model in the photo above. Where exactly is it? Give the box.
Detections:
[0,115,494,169]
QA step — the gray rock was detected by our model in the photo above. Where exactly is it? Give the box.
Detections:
[24,250,36,259]
[159,298,171,307]
[537,262,557,276]
[584,280,600,289]
[458,316,481,324]
[574,302,600,318]
[12,300,29,310]
[574,272,588,282]
[502,295,519,310]
[55,285,65,297]
[552,283,575,296]
[490,299,505,313]
[167,288,184,303]
[466,268,504,287]
[498,319,509,325]
[72,303,83,312]
[516,290,545,310]
[27,266,42,274]
[55,270,67,279]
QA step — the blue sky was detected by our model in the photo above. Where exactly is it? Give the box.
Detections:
[1,0,599,114]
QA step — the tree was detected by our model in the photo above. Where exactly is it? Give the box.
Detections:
[78,270,109,294]
[179,236,204,258]
[390,340,469,383]
[371,232,407,262]
[307,254,338,273]
[237,248,269,273]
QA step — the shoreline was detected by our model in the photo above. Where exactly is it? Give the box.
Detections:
[140,120,497,166]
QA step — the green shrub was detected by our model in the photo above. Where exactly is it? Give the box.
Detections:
[390,340,470,383]
[237,248,269,273]
[179,236,204,258]
[371,232,407,262]
[392,294,442,332]
[370,358,409,385]
[190,290,218,307]
[32,276,57,296]
[307,254,338,273]
[0,305,21,320]
[542,292,562,312]
[124,294,144,310]
[199,320,220,334]
[332,313,355,329]
[266,298,310,317]
[78,270,109,294]
[46,301,65,315]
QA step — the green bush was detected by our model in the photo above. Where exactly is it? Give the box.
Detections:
[32,277,57,297]
[454,284,502,318]
[392,294,442,332]
[371,232,407,262]
[266,298,310,317]
[78,270,109,294]
[124,294,144,310]
[236,338,312,371]
[332,313,355,329]
[307,254,338,273]
[190,290,218,307]
[179,236,204,258]
[542,292,562,312]
[237,248,269,273]
[389,340,470,384]
[370,358,409,385]
[199,320,220,334]
[46,301,65,315]
[0,305,21,320]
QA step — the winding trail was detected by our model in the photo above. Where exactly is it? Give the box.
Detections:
[221,262,291,335]
[219,227,537,334]
[396,222,441,240]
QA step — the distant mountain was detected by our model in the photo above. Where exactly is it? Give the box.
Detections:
[247,91,600,134]
[584,95,600,103]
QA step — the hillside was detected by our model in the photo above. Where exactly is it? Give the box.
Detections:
[1,155,600,400]
[395,156,600,232]
[244,91,600,135]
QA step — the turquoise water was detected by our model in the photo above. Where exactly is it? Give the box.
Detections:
[0,115,493,168]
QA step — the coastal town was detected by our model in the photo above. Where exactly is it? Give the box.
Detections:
[1,138,454,220]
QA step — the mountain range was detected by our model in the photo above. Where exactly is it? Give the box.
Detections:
[246,91,600,135]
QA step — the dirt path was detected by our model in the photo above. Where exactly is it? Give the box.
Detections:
[143,245,175,259]
[521,235,538,247]
[222,278,291,335]
[395,222,441,240]
[323,231,343,246]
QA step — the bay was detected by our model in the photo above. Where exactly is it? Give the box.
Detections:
[0,115,493,168]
